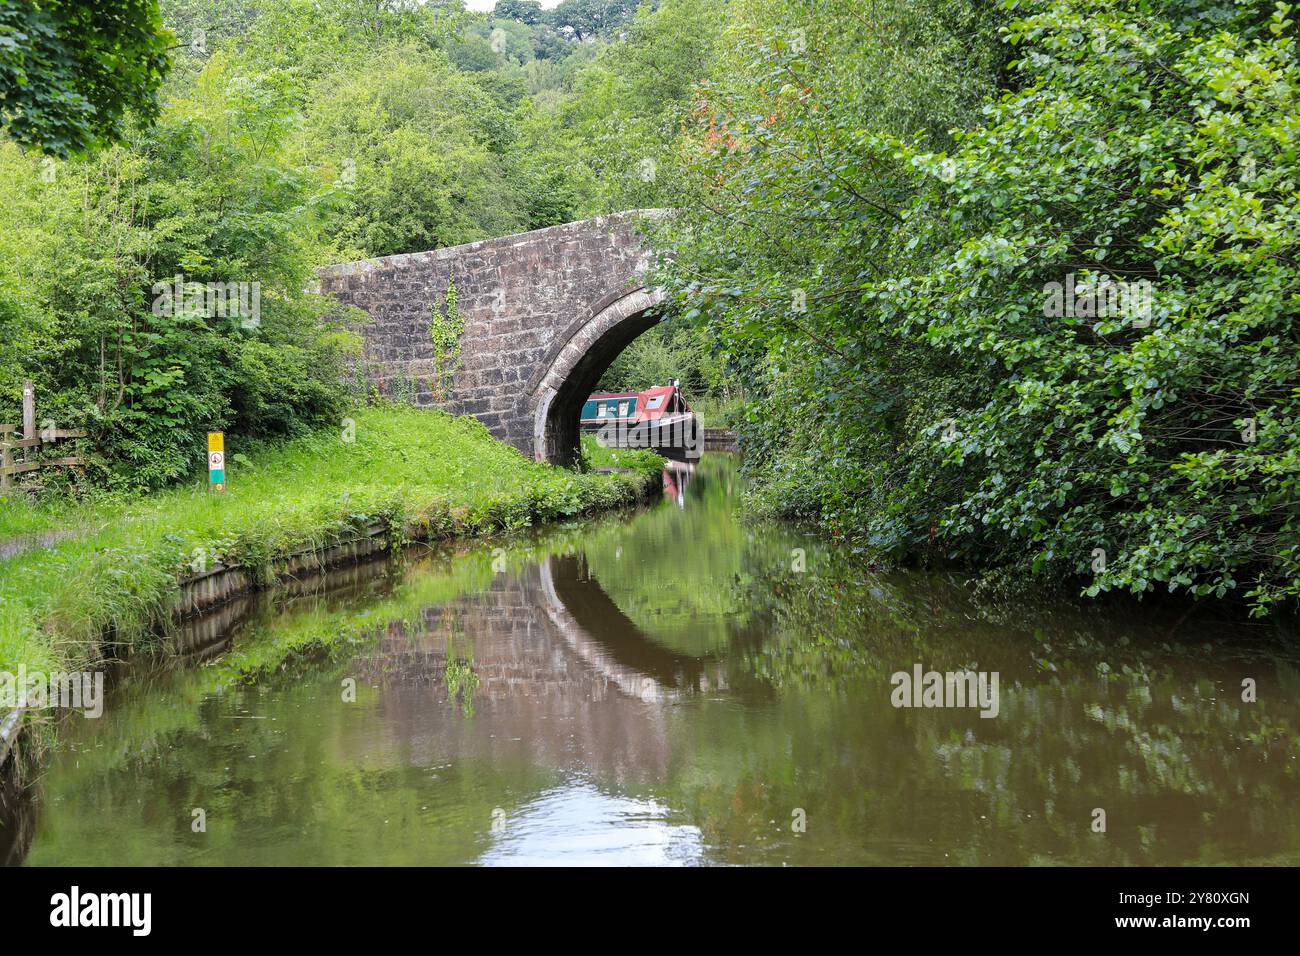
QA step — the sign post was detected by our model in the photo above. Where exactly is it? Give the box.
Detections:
[208,432,225,493]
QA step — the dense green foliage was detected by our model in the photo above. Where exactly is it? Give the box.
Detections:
[0,0,172,156]
[1,0,1294,616]
[659,0,1299,614]
[0,0,728,492]
[0,53,356,489]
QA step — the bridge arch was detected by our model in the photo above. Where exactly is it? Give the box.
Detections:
[529,286,666,463]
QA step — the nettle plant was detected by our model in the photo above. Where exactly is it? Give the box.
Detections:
[878,0,1300,613]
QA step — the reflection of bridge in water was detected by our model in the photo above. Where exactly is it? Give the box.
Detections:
[348,551,728,789]
[1,542,731,866]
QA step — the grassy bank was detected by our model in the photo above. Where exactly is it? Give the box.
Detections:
[0,405,663,685]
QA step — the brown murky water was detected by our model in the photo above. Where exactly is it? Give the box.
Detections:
[8,455,1300,865]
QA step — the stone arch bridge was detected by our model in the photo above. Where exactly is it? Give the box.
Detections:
[318,211,669,464]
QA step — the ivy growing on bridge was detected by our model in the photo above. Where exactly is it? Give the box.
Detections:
[429,278,466,403]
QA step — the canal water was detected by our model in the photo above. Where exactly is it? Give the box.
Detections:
[11,454,1300,865]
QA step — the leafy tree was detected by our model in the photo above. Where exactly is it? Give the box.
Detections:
[662,0,1300,615]
[660,0,1006,535]
[529,23,571,61]
[305,45,531,258]
[548,0,642,42]
[0,51,357,488]
[876,0,1300,613]
[187,0,468,91]
[479,16,535,66]
[493,0,545,26]
[510,0,726,222]
[597,322,731,398]
[0,0,173,155]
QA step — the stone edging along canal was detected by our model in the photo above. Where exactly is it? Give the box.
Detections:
[0,470,662,769]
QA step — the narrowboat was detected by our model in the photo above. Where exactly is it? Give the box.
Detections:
[580,382,701,459]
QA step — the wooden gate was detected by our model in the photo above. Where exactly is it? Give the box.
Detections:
[0,381,86,492]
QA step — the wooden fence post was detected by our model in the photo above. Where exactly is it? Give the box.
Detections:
[22,380,35,464]
[1,385,86,494]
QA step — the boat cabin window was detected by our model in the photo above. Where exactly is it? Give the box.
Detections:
[646,395,665,411]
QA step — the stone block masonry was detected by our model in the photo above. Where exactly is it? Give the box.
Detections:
[318,211,668,463]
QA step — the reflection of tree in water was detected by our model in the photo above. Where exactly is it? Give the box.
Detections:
[0,758,37,867]
[714,547,1300,864]
[441,612,480,718]
[577,455,796,659]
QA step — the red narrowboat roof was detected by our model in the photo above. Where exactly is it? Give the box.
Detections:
[637,385,682,421]
[580,384,693,424]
